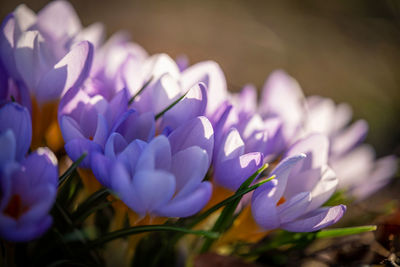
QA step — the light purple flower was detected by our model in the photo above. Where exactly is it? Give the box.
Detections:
[251,134,346,232]
[0,102,31,161]
[126,53,227,119]
[0,2,95,104]
[59,82,155,167]
[0,145,58,242]
[91,31,148,99]
[259,70,306,144]
[92,116,214,217]
[304,95,397,199]
[0,61,31,110]
[330,145,397,199]
[0,102,57,242]
[211,104,264,191]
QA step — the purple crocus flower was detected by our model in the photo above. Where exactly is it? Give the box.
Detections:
[211,103,264,191]
[251,134,346,232]
[208,72,304,193]
[0,2,95,104]
[92,116,214,218]
[0,146,58,242]
[0,102,57,242]
[91,31,148,99]
[259,70,306,145]
[59,82,155,167]
[304,95,398,199]
[0,61,31,110]
[0,102,32,161]
[125,53,227,119]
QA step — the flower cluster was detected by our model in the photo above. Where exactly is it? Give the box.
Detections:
[0,1,397,259]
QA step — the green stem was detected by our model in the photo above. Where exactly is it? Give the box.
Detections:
[71,188,110,224]
[155,90,189,120]
[58,153,87,187]
[128,76,154,104]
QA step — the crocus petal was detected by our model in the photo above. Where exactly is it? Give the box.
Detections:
[285,134,329,172]
[306,166,338,212]
[64,138,102,168]
[113,110,155,143]
[91,152,115,187]
[13,4,36,32]
[157,181,212,218]
[14,30,44,88]
[278,192,311,224]
[0,130,16,164]
[330,144,374,188]
[305,96,335,135]
[22,147,58,186]
[60,115,85,142]
[104,132,128,160]
[260,70,305,136]
[251,189,280,230]
[152,73,182,114]
[170,146,209,198]
[351,155,398,200]
[104,88,128,126]
[36,0,81,42]
[284,167,325,200]
[332,102,352,133]
[93,113,109,147]
[110,162,143,213]
[216,128,245,163]
[36,41,93,102]
[131,170,176,215]
[19,185,56,224]
[282,205,346,232]
[116,139,147,176]
[0,214,52,242]
[238,84,257,113]
[330,119,368,157]
[168,116,214,162]
[142,53,180,82]
[71,22,105,49]
[0,15,18,78]
[0,102,31,160]
[0,161,16,211]
[254,154,306,202]
[161,82,207,130]
[135,135,171,172]
[214,152,263,191]
[181,61,227,116]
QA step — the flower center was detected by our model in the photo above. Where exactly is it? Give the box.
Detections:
[277,196,286,206]
[4,194,29,219]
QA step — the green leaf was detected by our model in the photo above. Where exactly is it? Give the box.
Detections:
[187,167,272,230]
[155,90,190,120]
[89,225,219,248]
[58,153,87,187]
[200,164,269,252]
[128,76,154,104]
[315,225,377,238]
[244,225,377,256]
[71,188,111,224]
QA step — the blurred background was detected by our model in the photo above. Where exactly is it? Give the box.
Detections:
[1,0,399,157]
[1,1,400,265]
